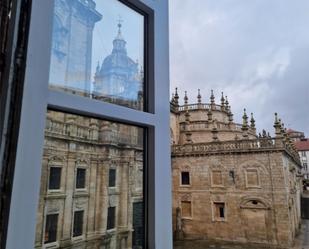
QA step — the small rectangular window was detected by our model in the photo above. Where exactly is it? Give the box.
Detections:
[109,168,116,187]
[76,168,86,189]
[48,167,61,190]
[73,210,84,237]
[107,207,116,230]
[44,214,58,244]
[214,202,225,220]
[181,172,190,185]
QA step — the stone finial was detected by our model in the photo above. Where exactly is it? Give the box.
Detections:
[250,113,256,129]
[274,113,281,134]
[174,87,179,106]
[242,108,249,130]
[228,105,233,122]
[171,93,175,104]
[262,129,267,138]
[220,92,225,110]
[225,96,229,109]
[210,90,215,104]
[197,89,202,104]
[184,91,188,105]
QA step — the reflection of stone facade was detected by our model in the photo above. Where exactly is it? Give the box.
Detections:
[171,89,303,248]
[34,111,144,249]
[50,0,102,93]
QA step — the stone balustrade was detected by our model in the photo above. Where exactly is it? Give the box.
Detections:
[176,103,226,112]
[172,137,301,165]
[45,118,141,147]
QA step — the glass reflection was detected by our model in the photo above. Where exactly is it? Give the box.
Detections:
[49,0,144,110]
[34,110,144,249]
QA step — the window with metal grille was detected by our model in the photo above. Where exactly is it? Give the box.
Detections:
[76,168,86,189]
[107,207,116,230]
[44,214,58,244]
[48,167,61,190]
[73,210,84,237]
[109,168,116,187]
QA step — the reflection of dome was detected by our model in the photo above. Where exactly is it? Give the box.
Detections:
[93,22,142,101]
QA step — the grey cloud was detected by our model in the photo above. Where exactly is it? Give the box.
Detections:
[169,0,309,135]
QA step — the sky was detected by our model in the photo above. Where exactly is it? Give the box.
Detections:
[169,0,309,136]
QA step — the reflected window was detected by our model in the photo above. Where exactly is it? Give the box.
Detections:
[49,0,145,111]
[76,168,86,189]
[109,168,116,187]
[44,214,58,244]
[35,110,144,248]
[107,206,116,230]
[48,167,61,190]
[73,210,84,237]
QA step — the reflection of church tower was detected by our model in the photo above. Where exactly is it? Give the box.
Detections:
[93,22,143,107]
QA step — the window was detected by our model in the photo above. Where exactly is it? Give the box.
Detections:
[109,168,116,187]
[75,168,86,189]
[107,207,116,230]
[73,210,84,237]
[214,202,225,220]
[301,151,306,157]
[4,0,171,248]
[181,201,192,218]
[48,167,61,190]
[44,214,58,244]
[181,172,190,185]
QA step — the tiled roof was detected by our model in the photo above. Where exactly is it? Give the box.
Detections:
[295,139,309,151]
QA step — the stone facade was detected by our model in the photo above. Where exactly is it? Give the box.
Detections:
[34,111,144,249]
[171,89,303,248]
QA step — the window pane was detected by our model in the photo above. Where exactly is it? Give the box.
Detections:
[107,206,116,230]
[48,167,61,190]
[73,210,84,237]
[181,172,190,185]
[76,168,86,189]
[44,214,58,244]
[109,168,116,187]
[35,110,144,248]
[49,0,145,111]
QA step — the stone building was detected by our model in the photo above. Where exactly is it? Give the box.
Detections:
[170,89,303,248]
